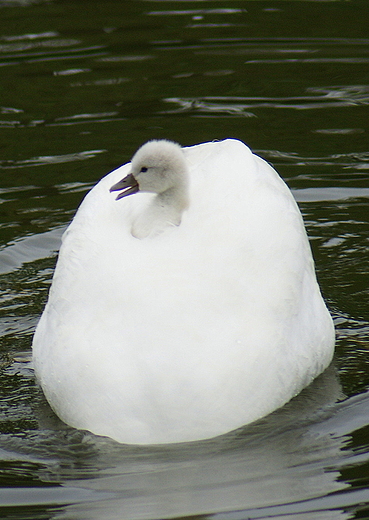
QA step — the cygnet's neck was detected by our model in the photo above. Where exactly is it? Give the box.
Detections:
[132,180,189,239]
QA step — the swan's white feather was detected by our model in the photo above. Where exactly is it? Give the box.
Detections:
[32,139,334,444]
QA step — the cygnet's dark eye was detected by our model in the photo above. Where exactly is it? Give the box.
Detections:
[140,166,148,173]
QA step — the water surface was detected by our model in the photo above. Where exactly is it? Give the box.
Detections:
[1,1,369,519]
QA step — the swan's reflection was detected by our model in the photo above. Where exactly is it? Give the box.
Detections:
[47,364,368,520]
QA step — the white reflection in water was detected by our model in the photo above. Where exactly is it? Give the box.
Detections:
[30,366,368,520]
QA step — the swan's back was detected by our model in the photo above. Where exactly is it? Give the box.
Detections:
[33,139,334,444]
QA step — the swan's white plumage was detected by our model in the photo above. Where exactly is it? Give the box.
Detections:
[32,139,335,445]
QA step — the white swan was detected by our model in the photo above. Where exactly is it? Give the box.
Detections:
[32,139,335,445]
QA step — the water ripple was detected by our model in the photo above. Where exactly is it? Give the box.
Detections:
[163,85,369,115]
[0,29,107,66]
[0,31,58,42]
[0,38,80,54]
[259,150,369,172]
[293,188,369,203]
[0,150,106,169]
[154,36,369,52]
[148,8,244,16]
[162,97,255,117]
[0,227,64,274]
[0,107,126,130]
[245,57,369,65]
[308,85,369,104]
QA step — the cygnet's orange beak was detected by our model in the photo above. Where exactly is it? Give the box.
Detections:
[110,173,139,200]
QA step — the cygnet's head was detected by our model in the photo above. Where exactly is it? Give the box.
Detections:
[110,140,188,200]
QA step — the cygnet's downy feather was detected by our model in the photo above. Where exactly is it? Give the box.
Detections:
[32,139,335,445]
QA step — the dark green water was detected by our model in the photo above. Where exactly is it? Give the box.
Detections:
[0,1,369,519]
